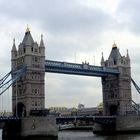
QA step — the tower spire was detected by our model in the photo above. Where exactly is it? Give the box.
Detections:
[40,34,45,47]
[22,25,34,46]
[26,24,30,33]
[112,41,117,48]
[12,38,17,52]
[101,52,105,66]
[101,52,104,61]
[126,49,130,59]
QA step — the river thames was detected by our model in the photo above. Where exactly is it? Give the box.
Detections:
[1,130,140,140]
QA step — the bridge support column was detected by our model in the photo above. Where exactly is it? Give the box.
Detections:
[2,117,58,139]
[93,116,140,134]
[20,116,58,138]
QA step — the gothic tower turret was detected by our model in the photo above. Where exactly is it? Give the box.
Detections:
[11,38,17,71]
[39,34,45,56]
[101,42,132,116]
[11,27,45,117]
[101,52,105,66]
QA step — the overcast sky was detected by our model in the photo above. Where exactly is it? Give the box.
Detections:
[1,0,140,110]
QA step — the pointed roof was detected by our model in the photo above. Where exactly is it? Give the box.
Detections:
[108,42,121,61]
[40,34,45,47]
[126,49,130,59]
[12,38,17,51]
[22,26,34,46]
[101,52,104,62]
[112,41,117,48]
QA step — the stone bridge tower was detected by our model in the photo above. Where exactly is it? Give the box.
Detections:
[101,42,132,116]
[11,27,45,117]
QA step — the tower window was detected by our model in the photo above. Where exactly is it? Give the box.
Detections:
[35,57,38,62]
[32,101,34,106]
[35,89,37,94]
[35,48,38,53]
[38,101,41,106]
[31,47,33,52]
[35,101,37,106]
[114,60,117,65]
[23,48,26,53]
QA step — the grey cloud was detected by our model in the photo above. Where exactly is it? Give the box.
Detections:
[1,0,137,108]
[45,32,103,61]
[0,0,113,34]
[116,0,140,34]
[0,0,114,60]
[45,73,102,107]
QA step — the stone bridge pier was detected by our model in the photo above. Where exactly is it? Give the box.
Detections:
[1,117,57,139]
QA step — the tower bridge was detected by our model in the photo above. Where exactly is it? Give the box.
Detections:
[0,28,140,137]
[10,28,133,117]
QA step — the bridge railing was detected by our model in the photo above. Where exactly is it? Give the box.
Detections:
[45,60,119,76]
[56,115,116,125]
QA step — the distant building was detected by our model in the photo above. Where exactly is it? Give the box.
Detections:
[61,108,78,116]
[78,103,85,109]
[49,107,68,115]
[77,107,102,116]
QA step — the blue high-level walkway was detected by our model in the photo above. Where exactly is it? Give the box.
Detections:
[0,60,120,96]
[45,60,120,77]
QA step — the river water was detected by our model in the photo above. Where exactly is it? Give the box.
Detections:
[1,130,140,140]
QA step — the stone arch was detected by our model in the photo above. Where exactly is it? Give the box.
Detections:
[14,102,26,117]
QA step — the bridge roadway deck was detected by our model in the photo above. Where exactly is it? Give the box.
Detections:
[45,60,119,77]
[0,115,116,126]
[56,116,116,125]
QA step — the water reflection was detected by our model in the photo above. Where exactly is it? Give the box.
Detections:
[2,130,140,140]
[3,136,58,140]
[95,134,140,140]
[58,130,140,140]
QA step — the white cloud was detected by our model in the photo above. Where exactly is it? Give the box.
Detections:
[78,0,121,14]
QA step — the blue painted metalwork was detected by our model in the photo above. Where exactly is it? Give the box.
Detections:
[131,78,140,94]
[56,116,116,125]
[0,65,27,95]
[0,60,120,96]
[130,78,140,114]
[45,60,120,77]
